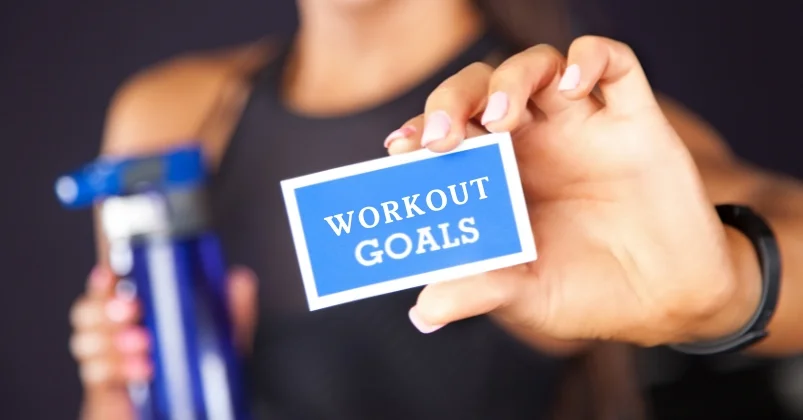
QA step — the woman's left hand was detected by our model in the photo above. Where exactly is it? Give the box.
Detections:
[385,36,757,347]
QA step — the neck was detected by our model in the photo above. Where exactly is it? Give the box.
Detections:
[286,0,484,116]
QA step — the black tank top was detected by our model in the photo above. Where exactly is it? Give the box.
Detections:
[210,32,566,420]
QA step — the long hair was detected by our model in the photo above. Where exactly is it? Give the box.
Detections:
[475,0,574,52]
[474,0,613,52]
[472,2,648,419]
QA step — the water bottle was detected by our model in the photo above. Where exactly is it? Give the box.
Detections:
[55,145,250,420]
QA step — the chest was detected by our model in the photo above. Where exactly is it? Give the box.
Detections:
[204,70,564,420]
[209,89,425,312]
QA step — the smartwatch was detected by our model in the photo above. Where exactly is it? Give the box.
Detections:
[670,204,781,355]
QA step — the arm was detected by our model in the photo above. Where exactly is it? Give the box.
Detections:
[76,43,271,420]
[95,43,272,259]
[660,96,803,355]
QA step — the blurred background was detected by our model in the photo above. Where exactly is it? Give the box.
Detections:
[1,0,801,419]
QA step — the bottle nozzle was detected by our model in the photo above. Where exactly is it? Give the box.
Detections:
[54,144,206,210]
[55,176,80,205]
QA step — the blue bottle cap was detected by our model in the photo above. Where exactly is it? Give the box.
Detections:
[55,144,206,209]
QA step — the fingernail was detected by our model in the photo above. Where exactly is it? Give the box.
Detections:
[116,328,149,353]
[481,92,509,125]
[420,111,451,147]
[227,265,257,290]
[558,64,581,91]
[88,266,112,292]
[384,126,416,148]
[115,278,137,301]
[106,299,135,323]
[122,358,153,381]
[408,307,445,334]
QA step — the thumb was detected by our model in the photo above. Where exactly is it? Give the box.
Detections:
[409,268,525,333]
[226,266,258,354]
[560,35,657,115]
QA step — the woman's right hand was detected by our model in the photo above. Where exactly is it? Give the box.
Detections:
[69,264,258,416]
[69,266,150,390]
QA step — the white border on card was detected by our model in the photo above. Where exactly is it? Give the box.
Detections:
[280,132,537,311]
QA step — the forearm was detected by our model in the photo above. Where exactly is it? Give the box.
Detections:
[728,175,803,355]
[659,96,803,354]
[695,165,803,355]
[80,389,134,420]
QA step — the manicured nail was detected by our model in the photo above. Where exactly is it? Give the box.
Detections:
[88,266,112,293]
[384,126,416,148]
[420,111,451,147]
[106,299,135,323]
[408,307,445,334]
[122,358,153,381]
[115,278,137,301]
[116,328,149,353]
[481,92,509,125]
[558,64,581,91]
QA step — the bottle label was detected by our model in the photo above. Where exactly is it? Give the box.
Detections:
[101,193,170,240]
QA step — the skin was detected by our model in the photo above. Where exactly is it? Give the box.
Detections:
[387,38,800,351]
[68,0,803,419]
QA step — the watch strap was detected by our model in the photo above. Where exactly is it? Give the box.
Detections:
[670,204,781,355]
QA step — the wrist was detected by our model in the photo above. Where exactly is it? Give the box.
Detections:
[684,226,763,343]
[82,387,134,420]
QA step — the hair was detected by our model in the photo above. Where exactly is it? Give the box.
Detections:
[475,0,573,52]
[474,0,612,53]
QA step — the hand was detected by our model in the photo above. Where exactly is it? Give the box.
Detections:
[69,265,258,390]
[385,36,757,347]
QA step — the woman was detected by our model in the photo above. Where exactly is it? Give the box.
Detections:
[68,0,803,419]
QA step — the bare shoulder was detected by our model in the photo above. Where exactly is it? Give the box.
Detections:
[101,39,277,164]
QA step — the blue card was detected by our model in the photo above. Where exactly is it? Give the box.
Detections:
[281,132,536,310]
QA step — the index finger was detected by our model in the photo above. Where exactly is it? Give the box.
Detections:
[86,265,117,298]
[385,114,489,156]
[419,62,494,153]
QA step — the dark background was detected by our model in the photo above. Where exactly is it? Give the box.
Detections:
[2,1,801,419]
